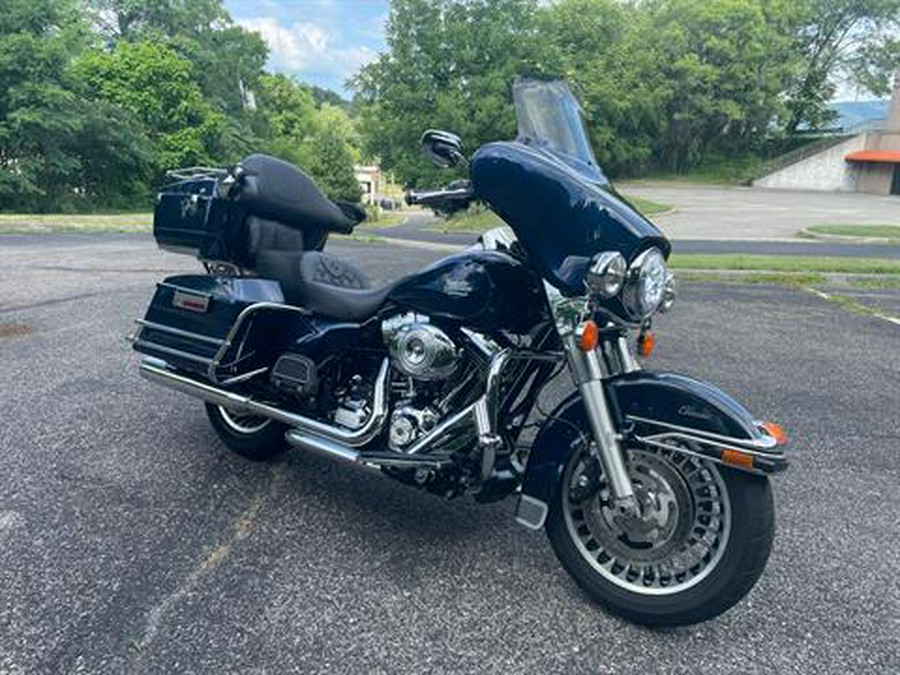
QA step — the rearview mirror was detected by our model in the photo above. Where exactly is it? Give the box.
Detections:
[421,129,465,168]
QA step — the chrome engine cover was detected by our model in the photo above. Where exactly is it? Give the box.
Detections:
[389,404,440,450]
[382,315,458,381]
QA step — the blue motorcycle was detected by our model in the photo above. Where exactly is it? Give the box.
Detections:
[132,79,788,626]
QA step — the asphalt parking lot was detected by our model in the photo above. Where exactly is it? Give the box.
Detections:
[1,234,898,674]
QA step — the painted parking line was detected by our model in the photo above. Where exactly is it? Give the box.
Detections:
[805,287,900,326]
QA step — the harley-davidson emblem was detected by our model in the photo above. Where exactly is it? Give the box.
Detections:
[172,289,209,313]
[443,278,473,297]
[678,404,713,421]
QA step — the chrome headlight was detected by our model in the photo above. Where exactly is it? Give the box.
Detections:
[622,248,668,319]
[659,271,676,313]
[585,252,626,298]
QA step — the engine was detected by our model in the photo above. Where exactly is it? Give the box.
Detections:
[381,314,489,452]
[382,314,458,381]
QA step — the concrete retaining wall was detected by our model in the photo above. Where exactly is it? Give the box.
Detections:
[753,134,869,192]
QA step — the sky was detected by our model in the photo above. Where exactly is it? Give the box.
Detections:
[224,0,389,97]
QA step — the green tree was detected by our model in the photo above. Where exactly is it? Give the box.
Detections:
[645,0,797,172]
[542,0,664,174]
[352,0,557,187]
[253,73,319,172]
[0,0,149,210]
[783,0,900,132]
[307,106,363,203]
[87,0,268,118]
[75,40,226,170]
[0,0,81,209]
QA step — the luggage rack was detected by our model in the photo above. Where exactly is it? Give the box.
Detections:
[164,166,230,183]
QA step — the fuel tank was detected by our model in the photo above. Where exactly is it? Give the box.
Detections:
[387,249,545,333]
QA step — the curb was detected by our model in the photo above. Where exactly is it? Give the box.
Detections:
[798,229,900,245]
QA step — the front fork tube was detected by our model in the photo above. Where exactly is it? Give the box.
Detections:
[561,333,638,514]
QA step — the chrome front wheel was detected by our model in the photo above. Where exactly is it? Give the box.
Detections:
[546,442,774,626]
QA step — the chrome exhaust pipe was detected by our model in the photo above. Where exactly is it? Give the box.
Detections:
[284,429,359,463]
[139,357,390,448]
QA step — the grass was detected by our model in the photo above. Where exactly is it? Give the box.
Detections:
[627,196,672,214]
[358,210,405,228]
[0,209,407,234]
[676,271,827,286]
[433,193,673,234]
[668,253,900,275]
[806,224,900,240]
[635,156,765,186]
[433,208,504,233]
[848,276,900,289]
[0,212,152,234]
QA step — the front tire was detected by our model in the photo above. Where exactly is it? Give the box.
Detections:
[205,403,288,461]
[545,443,774,626]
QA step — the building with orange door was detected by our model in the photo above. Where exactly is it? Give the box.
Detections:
[755,71,900,195]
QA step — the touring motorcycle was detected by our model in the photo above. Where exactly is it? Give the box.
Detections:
[130,79,789,626]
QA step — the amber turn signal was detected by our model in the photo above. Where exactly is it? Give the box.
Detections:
[721,449,754,469]
[576,320,599,351]
[636,331,655,358]
[761,421,788,445]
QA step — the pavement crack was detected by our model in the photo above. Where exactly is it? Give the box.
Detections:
[127,466,284,673]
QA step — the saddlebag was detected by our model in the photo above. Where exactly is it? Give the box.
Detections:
[131,275,310,377]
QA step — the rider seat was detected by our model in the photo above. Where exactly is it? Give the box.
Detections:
[255,250,396,322]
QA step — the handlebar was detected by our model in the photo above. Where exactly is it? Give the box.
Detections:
[405,182,475,209]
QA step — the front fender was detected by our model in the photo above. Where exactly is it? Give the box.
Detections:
[515,371,780,530]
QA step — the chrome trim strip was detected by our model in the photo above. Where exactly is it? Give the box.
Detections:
[641,431,783,461]
[133,340,213,365]
[140,357,390,447]
[635,435,766,476]
[218,366,268,386]
[157,281,212,298]
[135,319,224,346]
[626,415,780,453]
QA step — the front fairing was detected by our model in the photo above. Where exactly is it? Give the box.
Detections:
[471,140,670,296]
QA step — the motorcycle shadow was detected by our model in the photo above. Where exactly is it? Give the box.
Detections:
[272,449,509,541]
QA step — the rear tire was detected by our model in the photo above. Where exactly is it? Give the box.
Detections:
[545,444,774,626]
[205,403,288,461]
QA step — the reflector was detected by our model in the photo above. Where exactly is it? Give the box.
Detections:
[721,449,754,469]
[636,331,655,358]
[761,421,788,445]
[576,321,599,351]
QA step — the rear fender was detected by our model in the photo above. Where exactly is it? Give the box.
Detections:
[515,371,783,530]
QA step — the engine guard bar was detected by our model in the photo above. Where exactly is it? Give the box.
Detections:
[626,415,788,476]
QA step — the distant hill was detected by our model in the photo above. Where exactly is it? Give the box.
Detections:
[826,100,889,133]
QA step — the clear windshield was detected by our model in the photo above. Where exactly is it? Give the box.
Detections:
[513,79,602,177]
